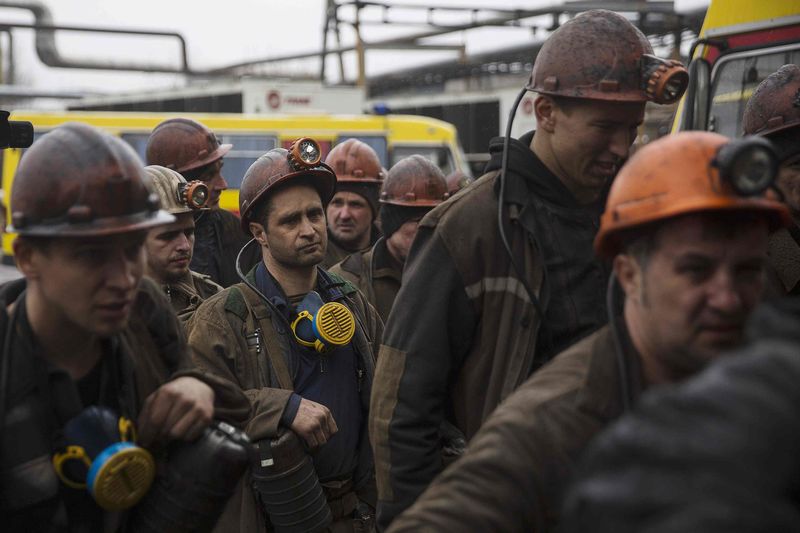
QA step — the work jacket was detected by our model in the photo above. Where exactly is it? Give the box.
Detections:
[185,266,383,532]
[389,325,643,533]
[0,277,249,532]
[329,237,402,323]
[156,269,223,323]
[370,131,608,529]
[562,298,800,533]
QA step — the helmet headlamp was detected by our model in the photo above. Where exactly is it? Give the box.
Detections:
[714,136,779,196]
[178,180,210,209]
[289,137,322,170]
[641,54,689,105]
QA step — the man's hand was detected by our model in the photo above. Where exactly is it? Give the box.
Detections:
[137,376,215,446]
[289,399,338,450]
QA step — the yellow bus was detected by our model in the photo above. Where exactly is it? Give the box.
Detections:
[673,0,800,137]
[1,111,470,258]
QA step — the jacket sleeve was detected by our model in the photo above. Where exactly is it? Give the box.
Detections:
[387,349,599,533]
[185,298,294,441]
[133,278,251,427]
[369,225,477,530]
[561,332,800,533]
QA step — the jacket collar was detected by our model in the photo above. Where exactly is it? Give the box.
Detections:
[574,322,645,420]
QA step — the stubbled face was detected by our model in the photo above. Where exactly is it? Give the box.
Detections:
[19,232,146,337]
[620,213,770,383]
[541,97,645,204]
[385,219,422,265]
[184,159,227,208]
[326,191,373,251]
[145,212,195,284]
[255,184,327,269]
[776,153,800,216]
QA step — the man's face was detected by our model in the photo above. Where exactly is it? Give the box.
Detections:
[619,213,769,383]
[326,191,373,251]
[385,219,421,265]
[144,213,195,284]
[17,232,146,337]
[184,159,228,208]
[256,185,327,269]
[538,97,645,204]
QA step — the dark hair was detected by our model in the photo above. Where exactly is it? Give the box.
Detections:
[617,211,771,269]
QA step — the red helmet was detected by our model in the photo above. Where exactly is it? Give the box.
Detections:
[527,9,688,105]
[380,155,449,207]
[145,118,231,173]
[325,139,386,184]
[239,138,337,233]
[743,64,800,138]
[10,122,173,237]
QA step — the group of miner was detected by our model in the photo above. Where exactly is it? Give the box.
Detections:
[3,8,800,533]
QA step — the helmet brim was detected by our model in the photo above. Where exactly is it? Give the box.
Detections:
[9,209,176,237]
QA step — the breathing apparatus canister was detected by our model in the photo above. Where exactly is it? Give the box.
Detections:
[128,421,252,533]
[290,291,355,353]
[52,406,155,512]
[251,429,332,533]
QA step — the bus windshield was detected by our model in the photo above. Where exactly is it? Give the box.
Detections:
[709,44,800,138]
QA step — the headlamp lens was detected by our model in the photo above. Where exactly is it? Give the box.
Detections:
[289,137,322,169]
[181,181,210,209]
[190,185,209,207]
[716,137,778,196]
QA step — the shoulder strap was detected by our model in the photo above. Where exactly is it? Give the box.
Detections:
[233,284,294,391]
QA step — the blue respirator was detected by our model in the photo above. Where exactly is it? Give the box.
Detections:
[290,291,355,353]
[52,406,155,511]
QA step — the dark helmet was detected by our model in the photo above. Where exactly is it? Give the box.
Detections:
[743,64,800,138]
[9,122,173,237]
[145,118,232,173]
[239,138,336,233]
[380,155,449,207]
[527,9,688,105]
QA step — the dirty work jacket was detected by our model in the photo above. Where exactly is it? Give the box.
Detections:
[191,208,260,288]
[370,164,549,528]
[185,266,383,532]
[389,325,643,533]
[155,269,223,323]
[562,299,800,533]
[329,237,402,323]
[0,277,250,532]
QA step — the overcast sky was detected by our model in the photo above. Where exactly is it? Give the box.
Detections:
[1,0,708,96]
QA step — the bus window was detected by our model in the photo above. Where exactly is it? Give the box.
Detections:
[709,44,800,138]
[336,136,388,168]
[222,134,278,188]
[390,145,454,175]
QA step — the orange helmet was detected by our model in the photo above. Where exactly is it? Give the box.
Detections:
[527,9,688,105]
[239,138,336,233]
[380,155,449,207]
[743,64,800,138]
[325,139,386,183]
[595,131,791,258]
[9,122,173,237]
[146,118,232,173]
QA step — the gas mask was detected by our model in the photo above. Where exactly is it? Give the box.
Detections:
[290,291,355,353]
[52,406,155,511]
